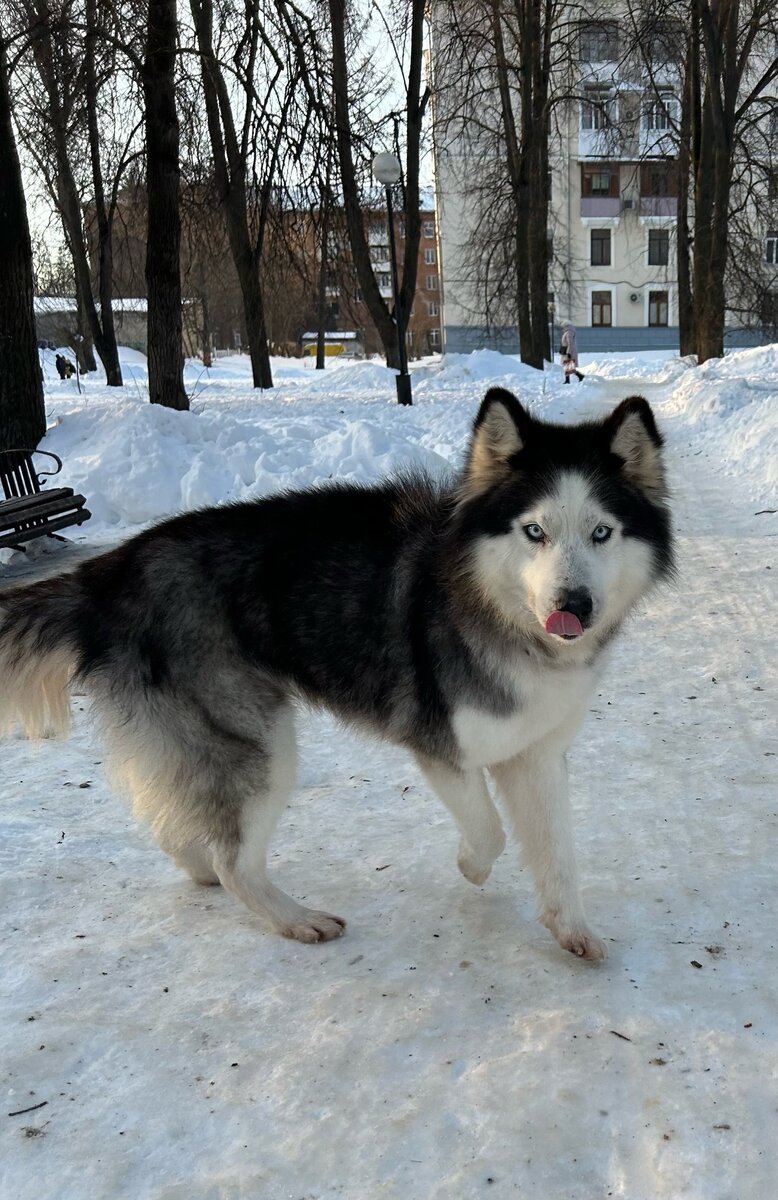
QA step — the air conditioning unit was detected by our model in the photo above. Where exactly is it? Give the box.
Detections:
[629,292,640,303]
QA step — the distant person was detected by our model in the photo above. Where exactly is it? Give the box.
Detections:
[560,323,584,384]
[55,354,75,379]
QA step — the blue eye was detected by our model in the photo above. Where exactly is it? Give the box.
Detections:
[592,525,612,543]
[524,523,545,543]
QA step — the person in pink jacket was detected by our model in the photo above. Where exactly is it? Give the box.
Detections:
[560,323,584,384]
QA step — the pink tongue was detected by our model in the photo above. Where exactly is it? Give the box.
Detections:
[545,610,584,638]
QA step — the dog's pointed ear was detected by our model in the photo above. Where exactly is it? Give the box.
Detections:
[605,396,666,497]
[460,388,529,501]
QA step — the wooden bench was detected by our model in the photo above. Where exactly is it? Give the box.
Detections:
[0,449,91,551]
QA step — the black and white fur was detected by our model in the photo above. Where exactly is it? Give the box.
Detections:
[0,390,674,959]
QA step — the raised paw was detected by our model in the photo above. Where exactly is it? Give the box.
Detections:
[279,910,347,944]
[457,828,506,886]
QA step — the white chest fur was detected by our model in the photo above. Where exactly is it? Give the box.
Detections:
[451,664,595,769]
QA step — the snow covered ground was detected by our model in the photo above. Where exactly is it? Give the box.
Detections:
[2,346,777,1198]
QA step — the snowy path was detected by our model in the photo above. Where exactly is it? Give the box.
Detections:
[2,355,777,1198]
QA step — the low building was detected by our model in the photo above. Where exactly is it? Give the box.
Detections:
[34,296,202,357]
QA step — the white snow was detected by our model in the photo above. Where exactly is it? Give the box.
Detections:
[2,345,777,1198]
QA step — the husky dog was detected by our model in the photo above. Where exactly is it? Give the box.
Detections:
[0,389,673,959]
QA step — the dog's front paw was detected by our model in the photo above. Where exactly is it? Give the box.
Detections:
[541,909,608,961]
[556,927,608,961]
[278,910,347,944]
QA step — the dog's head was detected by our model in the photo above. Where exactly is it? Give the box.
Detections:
[456,387,674,649]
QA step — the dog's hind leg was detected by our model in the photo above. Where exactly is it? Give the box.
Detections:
[416,757,506,885]
[104,685,344,942]
[173,843,220,886]
[210,705,346,944]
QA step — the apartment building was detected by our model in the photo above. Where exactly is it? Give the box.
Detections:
[549,18,680,352]
[433,7,777,354]
[325,198,443,358]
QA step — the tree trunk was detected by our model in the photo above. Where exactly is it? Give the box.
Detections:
[493,0,552,369]
[527,0,552,365]
[29,5,120,383]
[143,0,188,409]
[491,5,526,357]
[316,185,332,370]
[189,0,273,388]
[85,0,122,386]
[692,0,740,363]
[329,0,401,367]
[240,264,273,388]
[0,31,46,452]
[677,27,695,357]
[397,0,429,335]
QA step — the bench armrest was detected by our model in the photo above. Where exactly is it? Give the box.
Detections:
[0,448,63,486]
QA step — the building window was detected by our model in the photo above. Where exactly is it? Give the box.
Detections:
[646,20,684,63]
[423,220,434,238]
[643,93,677,130]
[640,161,676,197]
[579,21,619,62]
[648,228,670,265]
[405,330,414,346]
[592,290,612,326]
[591,228,611,266]
[648,290,669,326]
[424,247,436,265]
[760,291,778,328]
[766,232,778,265]
[378,272,392,289]
[370,244,391,263]
[426,274,438,290]
[581,164,619,197]
[428,300,439,316]
[429,328,441,348]
[398,221,406,238]
[581,88,615,131]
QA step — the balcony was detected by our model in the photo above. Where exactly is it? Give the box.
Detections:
[581,197,621,219]
[638,128,676,159]
[639,196,678,220]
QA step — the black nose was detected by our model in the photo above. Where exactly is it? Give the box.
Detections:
[556,589,593,622]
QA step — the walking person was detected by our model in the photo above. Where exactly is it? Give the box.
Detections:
[560,322,584,384]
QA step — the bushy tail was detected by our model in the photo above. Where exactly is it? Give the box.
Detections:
[0,574,85,739]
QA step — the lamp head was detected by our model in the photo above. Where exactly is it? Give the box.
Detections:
[372,152,402,185]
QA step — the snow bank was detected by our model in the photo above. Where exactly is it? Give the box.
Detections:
[29,341,778,542]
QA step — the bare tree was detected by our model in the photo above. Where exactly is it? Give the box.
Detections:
[432,1,574,367]
[0,23,46,451]
[12,0,130,383]
[328,0,430,369]
[187,0,331,388]
[628,0,778,361]
[143,0,188,408]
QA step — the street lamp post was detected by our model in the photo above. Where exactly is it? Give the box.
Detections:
[372,152,412,406]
